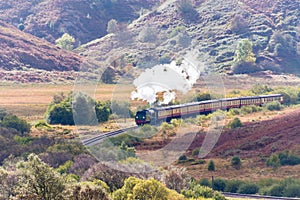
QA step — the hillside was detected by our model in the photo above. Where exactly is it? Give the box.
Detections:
[80,0,300,75]
[0,0,298,81]
[0,20,83,82]
[0,0,159,44]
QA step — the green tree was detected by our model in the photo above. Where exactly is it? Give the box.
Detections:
[111,101,133,118]
[232,39,257,74]
[234,39,256,63]
[251,83,273,95]
[113,177,185,200]
[107,19,118,34]
[95,101,111,123]
[182,185,226,200]
[162,166,190,193]
[16,154,66,200]
[228,117,242,129]
[47,100,74,125]
[237,183,259,194]
[55,33,75,50]
[266,154,281,170]
[66,180,111,200]
[0,107,7,121]
[231,155,241,169]
[1,115,31,135]
[208,160,215,171]
[72,92,97,125]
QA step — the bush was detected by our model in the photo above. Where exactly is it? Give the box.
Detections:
[251,84,273,95]
[231,155,241,169]
[283,183,300,197]
[265,101,282,111]
[278,150,300,166]
[46,93,111,125]
[138,26,157,43]
[178,155,187,162]
[181,185,226,200]
[107,19,118,33]
[192,148,200,156]
[34,120,52,129]
[199,178,211,187]
[266,154,281,170]
[228,117,242,129]
[213,178,226,191]
[228,108,241,116]
[207,160,215,171]
[47,102,74,125]
[55,33,75,50]
[177,0,199,24]
[238,183,259,194]
[241,105,261,114]
[1,115,31,135]
[268,184,284,196]
[225,180,243,193]
[230,15,249,34]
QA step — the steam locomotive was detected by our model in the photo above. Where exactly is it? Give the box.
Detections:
[135,94,283,125]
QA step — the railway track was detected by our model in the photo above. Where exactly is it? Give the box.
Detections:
[82,126,138,146]
[223,192,300,200]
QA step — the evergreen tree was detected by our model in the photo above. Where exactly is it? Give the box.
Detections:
[55,33,75,50]
[208,160,215,171]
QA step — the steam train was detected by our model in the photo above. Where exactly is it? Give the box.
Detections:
[135,94,283,125]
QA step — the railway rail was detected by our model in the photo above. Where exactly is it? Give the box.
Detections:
[223,192,300,200]
[82,126,138,146]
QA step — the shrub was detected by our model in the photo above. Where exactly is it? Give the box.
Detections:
[162,166,190,193]
[13,135,32,145]
[47,102,74,125]
[232,39,258,74]
[34,120,51,129]
[107,19,118,33]
[251,84,273,95]
[181,185,226,200]
[138,26,157,43]
[230,15,249,34]
[207,160,215,171]
[238,183,259,194]
[266,154,281,170]
[278,150,300,166]
[268,184,284,196]
[178,155,187,162]
[55,33,75,50]
[231,155,241,169]
[1,115,31,135]
[0,107,7,120]
[213,178,226,191]
[177,0,199,24]
[283,183,300,197]
[199,178,211,187]
[265,101,282,111]
[95,101,111,123]
[228,117,242,129]
[192,148,200,156]
[229,108,241,116]
[225,180,243,193]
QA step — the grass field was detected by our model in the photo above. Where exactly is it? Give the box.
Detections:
[0,83,134,121]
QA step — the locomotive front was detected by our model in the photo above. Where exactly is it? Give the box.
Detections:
[135,110,151,125]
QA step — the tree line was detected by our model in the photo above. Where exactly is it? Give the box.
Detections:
[46,92,133,125]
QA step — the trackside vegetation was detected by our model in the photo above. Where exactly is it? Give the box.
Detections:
[46,92,133,125]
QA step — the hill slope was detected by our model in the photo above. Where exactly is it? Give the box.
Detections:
[0,0,159,44]
[80,0,300,75]
[0,20,83,82]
